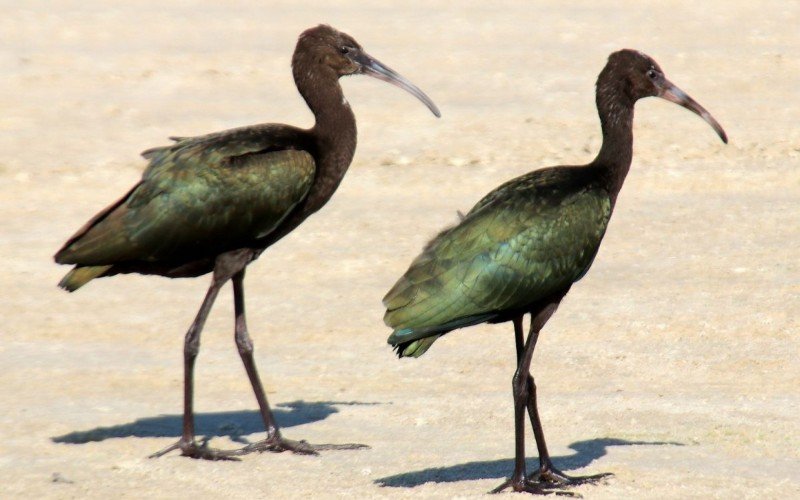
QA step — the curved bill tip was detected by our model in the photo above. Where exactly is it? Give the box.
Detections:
[353,51,441,118]
[660,81,727,144]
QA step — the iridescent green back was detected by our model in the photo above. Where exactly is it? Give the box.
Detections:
[384,167,611,356]
[57,128,316,267]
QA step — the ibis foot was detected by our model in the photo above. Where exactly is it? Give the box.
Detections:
[233,435,369,456]
[148,438,241,461]
[536,465,613,487]
[490,476,577,496]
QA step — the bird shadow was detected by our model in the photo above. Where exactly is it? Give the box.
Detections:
[376,437,682,487]
[52,400,378,445]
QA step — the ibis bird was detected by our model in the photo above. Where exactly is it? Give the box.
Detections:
[55,24,439,460]
[383,50,726,494]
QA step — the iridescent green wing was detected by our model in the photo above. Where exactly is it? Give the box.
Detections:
[384,168,611,346]
[466,166,581,216]
[56,125,315,265]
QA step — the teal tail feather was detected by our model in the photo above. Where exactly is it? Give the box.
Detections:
[387,312,498,358]
[58,265,111,292]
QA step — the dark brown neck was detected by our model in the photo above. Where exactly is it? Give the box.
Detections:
[589,80,635,207]
[292,60,357,214]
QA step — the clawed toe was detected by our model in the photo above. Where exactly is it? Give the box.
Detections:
[149,435,368,459]
[537,468,613,486]
[490,477,577,496]
[235,436,318,455]
[148,439,241,461]
[489,466,612,496]
[233,436,369,456]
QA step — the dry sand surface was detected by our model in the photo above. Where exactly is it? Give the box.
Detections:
[1,1,798,498]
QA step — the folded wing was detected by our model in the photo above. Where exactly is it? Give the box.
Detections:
[55,125,316,271]
[384,168,611,356]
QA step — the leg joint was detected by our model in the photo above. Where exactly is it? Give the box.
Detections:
[511,372,529,402]
[527,374,537,395]
[184,341,200,357]
[184,328,201,357]
[236,332,254,355]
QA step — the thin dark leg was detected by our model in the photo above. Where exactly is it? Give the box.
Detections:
[528,379,614,486]
[149,276,238,460]
[491,310,569,495]
[514,305,612,487]
[527,370,611,486]
[517,313,558,477]
[228,271,315,455]
[149,249,255,460]
[232,270,282,441]
[513,315,550,466]
[226,270,368,456]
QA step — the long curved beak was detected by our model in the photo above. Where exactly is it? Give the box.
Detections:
[350,50,441,118]
[659,80,727,143]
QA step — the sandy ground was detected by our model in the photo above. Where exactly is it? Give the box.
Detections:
[1,1,798,498]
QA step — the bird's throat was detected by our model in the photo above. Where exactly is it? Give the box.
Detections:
[591,90,635,205]
[293,66,358,217]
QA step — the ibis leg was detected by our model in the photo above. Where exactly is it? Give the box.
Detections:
[226,270,313,455]
[149,249,257,460]
[226,270,368,456]
[491,309,569,495]
[512,309,613,487]
[149,270,239,460]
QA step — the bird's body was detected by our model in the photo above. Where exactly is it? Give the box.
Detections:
[384,49,726,494]
[385,166,611,357]
[57,125,317,285]
[55,24,439,460]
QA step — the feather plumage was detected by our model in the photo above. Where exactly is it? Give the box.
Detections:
[384,167,612,356]
[55,126,316,286]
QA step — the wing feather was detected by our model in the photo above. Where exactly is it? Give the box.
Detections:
[55,126,316,266]
[384,168,612,336]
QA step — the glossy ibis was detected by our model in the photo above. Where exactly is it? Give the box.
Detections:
[383,50,726,494]
[55,24,439,460]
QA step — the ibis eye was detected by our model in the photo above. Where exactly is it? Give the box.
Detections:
[340,46,352,55]
[646,69,658,80]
